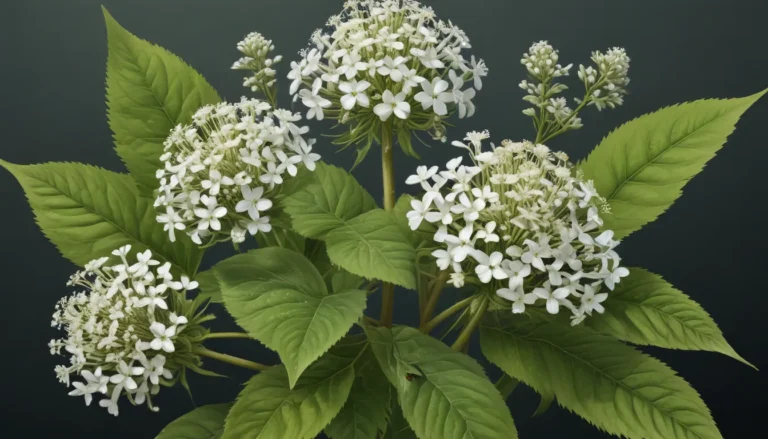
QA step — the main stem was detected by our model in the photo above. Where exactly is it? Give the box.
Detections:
[194,347,269,372]
[204,332,253,340]
[379,123,396,327]
[450,297,488,351]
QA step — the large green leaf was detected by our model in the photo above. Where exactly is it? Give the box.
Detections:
[195,268,222,303]
[366,326,518,439]
[325,347,391,439]
[581,90,765,239]
[216,247,367,388]
[588,267,752,368]
[283,163,378,239]
[326,209,417,289]
[481,313,722,439]
[383,397,418,439]
[0,160,201,274]
[104,8,221,194]
[156,404,231,439]
[221,335,366,439]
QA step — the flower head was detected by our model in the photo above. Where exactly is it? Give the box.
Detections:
[232,32,283,106]
[288,0,486,162]
[155,98,317,246]
[407,133,627,324]
[51,248,209,415]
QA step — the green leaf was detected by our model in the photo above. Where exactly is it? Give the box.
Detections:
[216,247,367,388]
[366,326,518,439]
[532,391,554,417]
[0,160,201,275]
[283,163,378,239]
[581,90,766,239]
[195,268,222,303]
[481,313,722,439]
[156,404,231,439]
[254,226,306,253]
[383,397,418,439]
[587,267,753,368]
[103,8,221,194]
[222,335,366,439]
[325,347,392,439]
[326,209,417,289]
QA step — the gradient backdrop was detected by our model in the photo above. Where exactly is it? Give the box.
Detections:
[1,0,766,437]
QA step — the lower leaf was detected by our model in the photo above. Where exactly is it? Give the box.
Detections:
[156,404,231,439]
[481,313,722,439]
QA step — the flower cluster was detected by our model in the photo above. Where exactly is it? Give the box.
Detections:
[50,246,204,415]
[288,0,486,154]
[519,41,630,143]
[155,98,319,246]
[406,132,628,324]
[232,32,283,106]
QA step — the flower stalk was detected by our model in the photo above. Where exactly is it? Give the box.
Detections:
[420,296,474,334]
[380,123,396,327]
[203,332,253,340]
[450,297,488,351]
[194,347,269,372]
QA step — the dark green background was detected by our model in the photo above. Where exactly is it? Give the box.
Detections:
[1,0,766,437]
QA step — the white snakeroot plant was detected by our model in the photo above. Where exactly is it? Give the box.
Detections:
[288,0,487,163]
[49,246,208,416]
[407,133,627,325]
[154,98,318,247]
[1,7,762,439]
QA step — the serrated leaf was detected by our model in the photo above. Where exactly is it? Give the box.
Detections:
[366,326,518,439]
[195,268,222,303]
[325,347,392,439]
[581,90,766,239]
[156,403,231,439]
[0,160,201,274]
[326,209,417,289]
[587,267,753,368]
[103,8,221,194]
[383,397,418,439]
[216,247,367,388]
[254,226,306,253]
[481,313,722,439]
[283,163,378,239]
[222,335,366,439]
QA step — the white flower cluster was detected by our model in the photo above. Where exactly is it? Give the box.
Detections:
[50,246,199,415]
[288,0,486,141]
[578,47,631,110]
[232,32,283,103]
[406,132,629,324]
[155,98,319,246]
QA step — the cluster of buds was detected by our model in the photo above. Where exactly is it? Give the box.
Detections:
[519,41,630,143]
[406,132,629,325]
[232,32,283,106]
[50,246,208,415]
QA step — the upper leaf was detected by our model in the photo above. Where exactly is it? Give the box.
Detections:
[221,335,366,439]
[216,247,367,388]
[325,346,392,439]
[326,209,417,289]
[103,8,221,194]
[0,160,201,275]
[156,404,231,439]
[481,313,722,439]
[580,90,766,239]
[587,267,753,368]
[283,162,378,239]
[366,325,518,439]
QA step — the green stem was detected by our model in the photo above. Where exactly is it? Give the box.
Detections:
[450,297,488,351]
[194,347,269,372]
[379,122,396,327]
[495,374,520,400]
[203,332,253,340]
[420,296,473,334]
[420,270,449,326]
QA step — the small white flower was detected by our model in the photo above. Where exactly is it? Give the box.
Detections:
[407,199,429,230]
[496,286,537,313]
[444,226,475,263]
[128,250,160,277]
[149,322,176,353]
[414,77,452,116]
[580,283,609,314]
[405,165,438,186]
[603,265,629,290]
[109,360,144,391]
[534,286,571,314]
[373,90,410,121]
[299,88,332,121]
[194,196,228,231]
[472,251,507,283]
[235,186,273,220]
[339,80,371,110]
